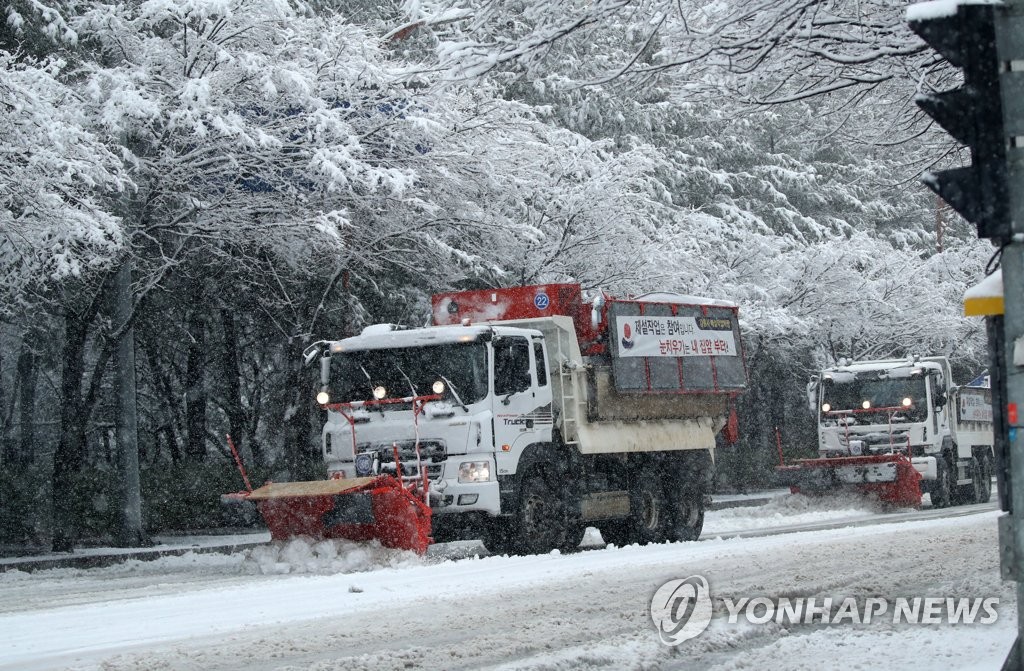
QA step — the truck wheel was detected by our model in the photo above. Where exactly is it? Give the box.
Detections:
[559,484,586,553]
[560,524,587,553]
[599,521,634,547]
[632,472,672,544]
[975,451,993,504]
[953,457,980,506]
[930,457,953,509]
[669,492,704,542]
[515,470,568,554]
[482,517,517,555]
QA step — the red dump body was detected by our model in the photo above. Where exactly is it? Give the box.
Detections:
[432,283,606,354]
[431,284,746,397]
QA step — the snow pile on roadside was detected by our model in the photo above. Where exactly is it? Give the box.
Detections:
[703,493,896,534]
[242,537,422,575]
[581,526,605,548]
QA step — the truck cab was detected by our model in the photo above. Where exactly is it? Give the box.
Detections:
[808,357,993,507]
[317,323,554,526]
[813,358,948,459]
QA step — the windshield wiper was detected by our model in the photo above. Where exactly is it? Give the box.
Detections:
[436,373,469,412]
[393,361,419,399]
[358,364,384,417]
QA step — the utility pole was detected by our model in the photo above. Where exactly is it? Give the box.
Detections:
[113,255,146,547]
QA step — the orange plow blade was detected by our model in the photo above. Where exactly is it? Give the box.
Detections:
[227,476,433,554]
[775,454,922,508]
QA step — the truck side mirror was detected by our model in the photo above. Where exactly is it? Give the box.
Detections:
[303,341,325,366]
[320,354,331,386]
[934,391,947,409]
[806,377,819,414]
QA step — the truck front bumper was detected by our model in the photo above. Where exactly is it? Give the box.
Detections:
[910,456,938,481]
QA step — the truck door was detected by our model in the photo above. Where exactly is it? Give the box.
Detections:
[492,335,554,476]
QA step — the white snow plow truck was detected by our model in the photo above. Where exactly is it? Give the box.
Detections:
[777,357,993,508]
[228,283,746,555]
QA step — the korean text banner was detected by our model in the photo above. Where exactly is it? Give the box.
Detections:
[615,315,737,358]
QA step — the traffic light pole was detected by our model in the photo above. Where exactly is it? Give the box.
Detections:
[908,4,1024,666]
[999,4,1024,668]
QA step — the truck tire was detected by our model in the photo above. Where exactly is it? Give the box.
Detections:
[513,469,569,555]
[975,450,993,504]
[930,456,953,509]
[560,524,587,553]
[599,521,634,547]
[632,469,672,545]
[559,477,586,553]
[668,491,704,542]
[953,457,981,506]
[482,518,517,555]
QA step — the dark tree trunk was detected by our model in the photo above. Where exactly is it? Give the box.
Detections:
[184,292,207,462]
[283,338,318,480]
[142,343,182,463]
[16,343,39,467]
[52,309,93,552]
[220,309,251,461]
[247,384,265,466]
[0,341,8,465]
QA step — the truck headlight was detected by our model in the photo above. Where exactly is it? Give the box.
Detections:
[459,461,490,483]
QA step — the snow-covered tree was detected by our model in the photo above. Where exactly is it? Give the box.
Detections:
[0,51,127,321]
[0,39,133,548]
[0,0,999,540]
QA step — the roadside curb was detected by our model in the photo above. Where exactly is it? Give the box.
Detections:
[0,538,269,573]
[2,491,789,572]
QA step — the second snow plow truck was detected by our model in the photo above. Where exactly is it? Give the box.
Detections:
[777,357,994,508]
[228,283,746,554]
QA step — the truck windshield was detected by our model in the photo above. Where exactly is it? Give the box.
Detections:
[820,376,928,421]
[328,342,488,405]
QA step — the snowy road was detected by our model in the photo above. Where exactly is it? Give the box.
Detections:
[0,498,1014,670]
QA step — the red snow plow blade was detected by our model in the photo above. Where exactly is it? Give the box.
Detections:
[775,454,922,508]
[222,431,433,554]
[224,476,433,554]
